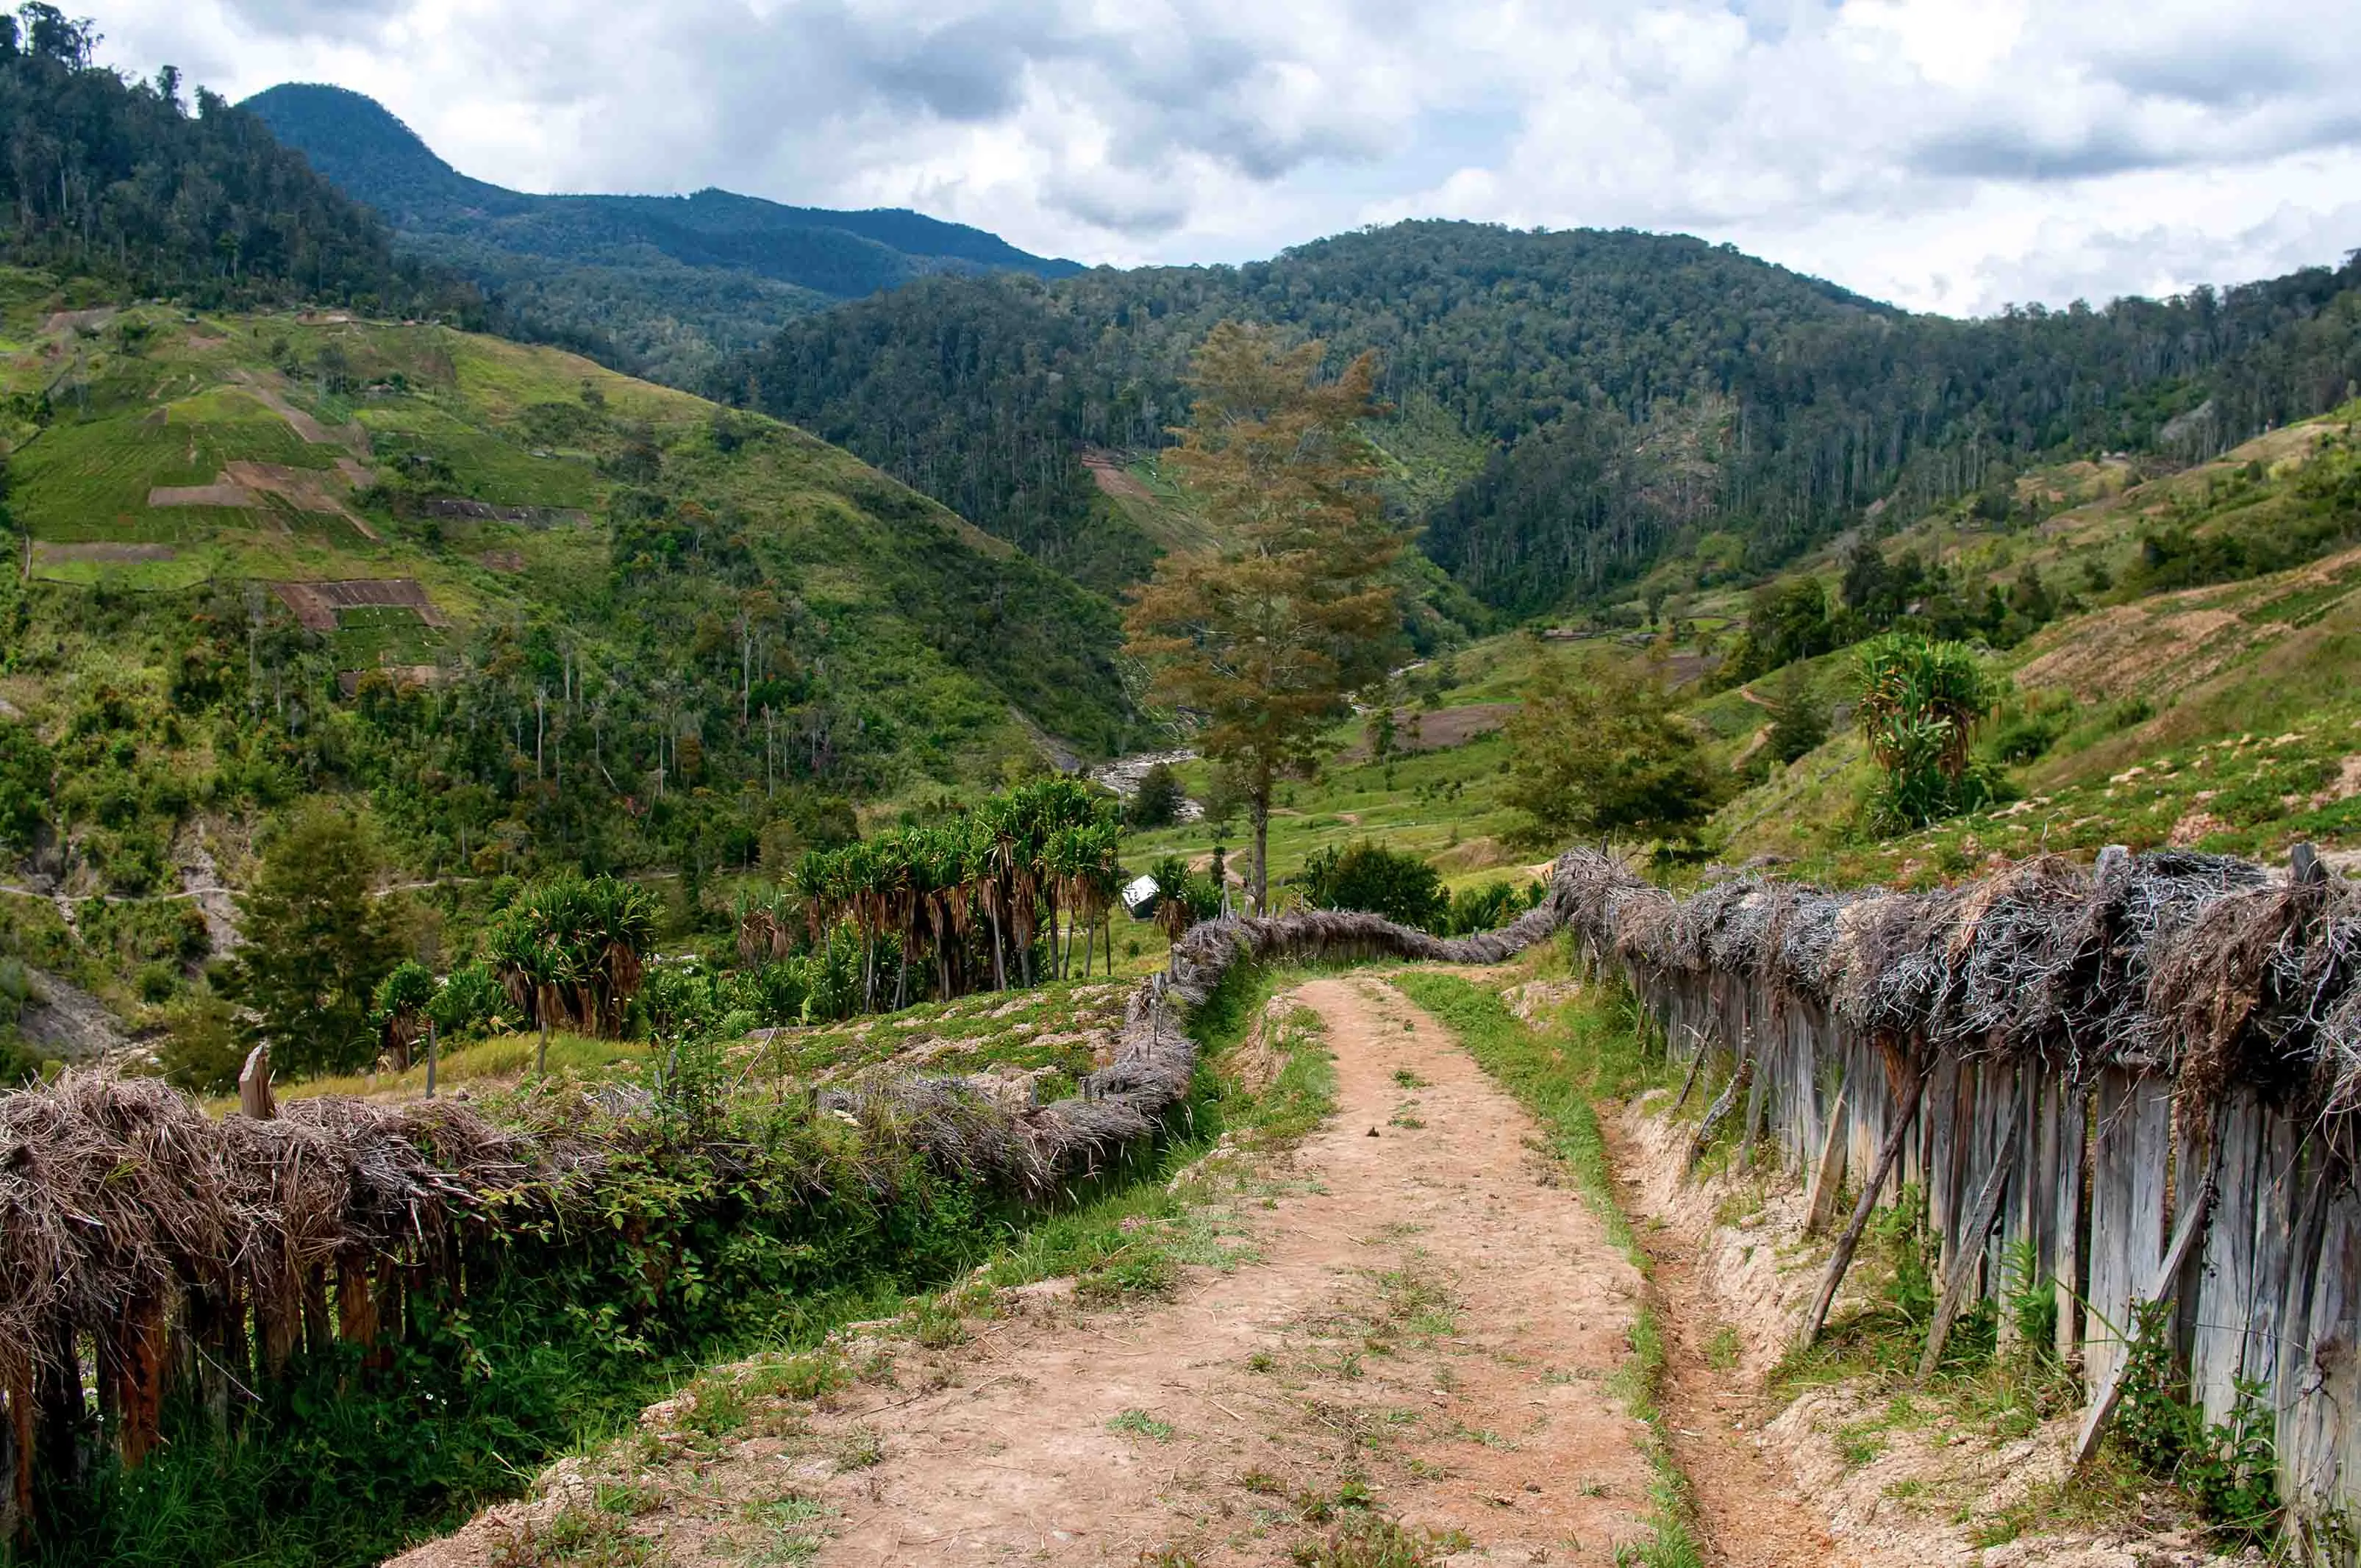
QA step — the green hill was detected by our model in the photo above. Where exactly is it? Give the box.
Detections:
[726,222,2361,603]
[240,84,1084,385]
[1662,398,2361,878]
[0,269,1129,1020]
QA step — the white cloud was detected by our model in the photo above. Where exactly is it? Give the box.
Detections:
[92,0,2361,313]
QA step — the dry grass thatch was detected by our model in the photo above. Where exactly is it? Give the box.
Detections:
[1553,846,2360,1107]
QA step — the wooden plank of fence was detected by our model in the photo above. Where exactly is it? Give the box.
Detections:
[6,1378,30,1542]
[2191,1090,2264,1425]
[2273,1145,2332,1463]
[1804,1052,1932,1348]
[1996,1059,2040,1347]
[112,1298,166,1469]
[2324,1193,2361,1522]
[1925,1054,1962,1252]
[237,1044,276,1120]
[1921,1108,2022,1381]
[2247,1113,2301,1403]
[1804,1089,1850,1238]
[2085,1070,2140,1396]
[2074,1145,2219,1469]
[2284,1189,2361,1513]
[1737,1032,1769,1175]
[2054,1084,2089,1366]
[1687,1051,1754,1175]
[1672,1033,1709,1112]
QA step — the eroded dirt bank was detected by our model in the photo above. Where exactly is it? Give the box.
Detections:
[1610,1089,2221,1568]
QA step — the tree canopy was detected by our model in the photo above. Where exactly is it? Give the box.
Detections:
[229,805,402,1078]
[0,30,471,312]
[1123,323,1405,910]
[1505,656,1725,852]
[727,221,2361,609]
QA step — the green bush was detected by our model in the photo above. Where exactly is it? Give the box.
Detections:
[158,993,246,1093]
[1435,878,1542,936]
[429,959,510,1038]
[1127,762,1187,828]
[0,719,53,851]
[1293,840,1445,930]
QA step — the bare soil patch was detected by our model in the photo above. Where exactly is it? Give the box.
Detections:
[271,579,448,633]
[1081,448,1154,501]
[1341,704,1518,762]
[148,482,253,509]
[30,541,178,564]
[1609,1095,2213,1567]
[42,307,115,336]
[2014,601,2274,702]
[390,976,1660,1567]
[227,368,372,457]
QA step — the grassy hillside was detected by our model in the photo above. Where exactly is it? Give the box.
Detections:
[1099,395,2361,911]
[0,267,1131,1023]
[1687,398,2361,880]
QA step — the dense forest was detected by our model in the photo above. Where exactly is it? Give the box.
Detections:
[0,12,470,315]
[726,222,2361,610]
[242,84,1082,385]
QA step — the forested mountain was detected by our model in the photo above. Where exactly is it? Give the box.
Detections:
[243,84,1082,386]
[0,12,466,315]
[726,221,2361,610]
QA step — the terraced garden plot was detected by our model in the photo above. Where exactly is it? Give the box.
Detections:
[360,401,607,509]
[270,578,450,631]
[331,604,451,668]
[10,392,342,541]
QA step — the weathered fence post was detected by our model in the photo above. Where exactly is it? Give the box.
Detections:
[425,1017,438,1098]
[1920,1079,2026,1381]
[1687,1049,1754,1175]
[7,1373,32,1544]
[2073,1145,2221,1468]
[1804,1089,1850,1237]
[237,1043,276,1120]
[1804,1048,1932,1349]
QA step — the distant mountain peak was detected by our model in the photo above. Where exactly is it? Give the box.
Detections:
[242,83,452,176]
[237,82,1079,386]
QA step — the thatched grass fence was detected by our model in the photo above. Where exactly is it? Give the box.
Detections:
[1557,846,2361,1550]
[0,865,1586,1546]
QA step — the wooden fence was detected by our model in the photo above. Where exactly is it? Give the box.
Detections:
[1574,853,2361,1554]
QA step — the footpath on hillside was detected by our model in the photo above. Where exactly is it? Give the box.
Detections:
[396,975,1840,1567]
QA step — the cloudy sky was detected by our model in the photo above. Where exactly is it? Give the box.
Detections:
[93,0,2361,316]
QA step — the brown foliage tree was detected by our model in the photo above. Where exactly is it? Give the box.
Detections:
[1123,323,1404,911]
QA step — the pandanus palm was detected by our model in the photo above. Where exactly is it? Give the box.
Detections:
[760,778,1121,1012]
[487,875,658,1072]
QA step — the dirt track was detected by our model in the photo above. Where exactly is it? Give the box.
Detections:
[392,975,1852,1566]
[395,978,1671,1564]
[809,975,1658,1564]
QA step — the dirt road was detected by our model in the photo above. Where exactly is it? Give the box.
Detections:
[396,975,1859,1566]
[396,977,1661,1564]
[805,976,1659,1564]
